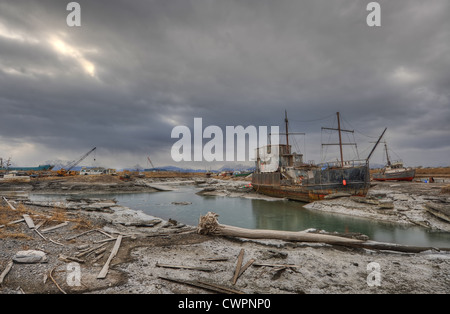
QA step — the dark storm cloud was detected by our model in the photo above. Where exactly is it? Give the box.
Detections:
[0,0,449,167]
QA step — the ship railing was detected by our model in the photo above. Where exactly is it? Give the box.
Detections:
[317,159,368,169]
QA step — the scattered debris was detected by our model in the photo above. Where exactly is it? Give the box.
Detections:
[97,235,123,279]
[200,257,229,262]
[2,197,16,211]
[41,221,69,234]
[158,276,244,294]
[22,214,35,229]
[0,261,13,284]
[155,262,213,272]
[13,250,47,264]
[231,249,245,285]
[49,267,66,294]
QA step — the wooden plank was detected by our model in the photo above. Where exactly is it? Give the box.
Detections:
[40,221,69,234]
[200,257,229,262]
[237,258,255,278]
[76,242,108,258]
[0,218,25,229]
[253,262,301,268]
[155,262,213,272]
[49,238,64,246]
[33,229,47,241]
[158,276,244,294]
[66,229,97,240]
[97,235,123,279]
[232,249,244,285]
[94,235,131,244]
[2,197,16,211]
[34,220,46,230]
[22,214,35,229]
[0,260,13,284]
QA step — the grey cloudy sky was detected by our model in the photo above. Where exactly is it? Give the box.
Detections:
[0,0,449,169]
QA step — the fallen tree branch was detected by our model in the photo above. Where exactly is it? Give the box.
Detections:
[197,212,450,253]
[198,212,362,245]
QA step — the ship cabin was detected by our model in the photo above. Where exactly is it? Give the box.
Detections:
[255,144,304,173]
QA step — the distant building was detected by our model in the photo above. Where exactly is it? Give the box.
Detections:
[79,167,116,175]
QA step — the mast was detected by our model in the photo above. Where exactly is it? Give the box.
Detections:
[384,142,391,166]
[285,110,290,154]
[337,112,344,168]
[321,112,356,168]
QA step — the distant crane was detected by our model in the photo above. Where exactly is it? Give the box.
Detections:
[57,147,97,176]
[147,156,155,169]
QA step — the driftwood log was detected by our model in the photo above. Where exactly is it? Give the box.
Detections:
[197,212,450,253]
[197,212,362,245]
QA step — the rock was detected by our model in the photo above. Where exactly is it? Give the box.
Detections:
[351,196,379,205]
[171,201,192,205]
[324,192,351,199]
[390,193,410,201]
[13,250,47,264]
[378,200,394,210]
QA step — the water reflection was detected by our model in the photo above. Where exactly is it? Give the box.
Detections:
[30,188,450,248]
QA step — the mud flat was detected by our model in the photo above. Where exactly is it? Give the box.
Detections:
[304,181,450,232]
[1,176,450,294]
[0,193,449,294]
[0,175,160,195]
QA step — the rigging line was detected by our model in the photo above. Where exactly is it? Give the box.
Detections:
[389,147,403,161]
[341,116,379,139]
[288,113,335,123]
[323,116,337,162]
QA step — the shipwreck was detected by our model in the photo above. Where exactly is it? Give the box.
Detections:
[252,112,386,202]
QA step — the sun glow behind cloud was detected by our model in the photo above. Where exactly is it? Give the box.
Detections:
[49,37,96,77]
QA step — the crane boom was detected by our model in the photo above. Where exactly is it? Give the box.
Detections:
[147,156,155,169]
[57,147,97,176]
[66,147,97,171]
[366,128,387,162]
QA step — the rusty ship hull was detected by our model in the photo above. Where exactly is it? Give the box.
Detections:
[252,164,370,203]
